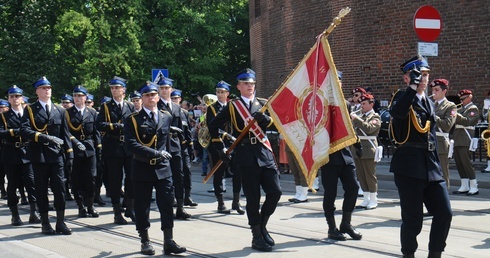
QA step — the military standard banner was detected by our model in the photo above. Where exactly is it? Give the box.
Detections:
[267,34,357,187]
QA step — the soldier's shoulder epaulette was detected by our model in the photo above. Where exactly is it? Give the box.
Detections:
[256,97,268,104]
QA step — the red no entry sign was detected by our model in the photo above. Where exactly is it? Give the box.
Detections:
[413,5,442,42]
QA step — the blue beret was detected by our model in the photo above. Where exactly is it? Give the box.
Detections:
[7,85,23,95]
[171,89,182,97]
[157,77,173,87]
[236,68,256,82]
[216,80,231,91]
[109,76,127,87]
[61,94,73,103]
[0,99,10,107]
[337,70,343,80]
[33,76,51,89]
[73,85,88,95]
[101,96,112,104]
[129,91,142,99]
[139,81,159,95]
[400,55,431,73]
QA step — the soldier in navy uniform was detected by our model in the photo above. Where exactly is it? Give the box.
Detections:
[95,76,136,225]
[0,86,41,226]
[130,91,143,112]
[389,55,452,258]
[21,76,79,235]
[208,68,282,252]
[66,86,101,218]
[170,89,198,207]
[156,77,191,220]
[125,82,186,255]
[61,94,75,201]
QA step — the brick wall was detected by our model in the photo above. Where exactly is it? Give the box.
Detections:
[250,0,490,111]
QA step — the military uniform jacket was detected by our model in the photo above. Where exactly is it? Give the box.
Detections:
[157,99,183,154]
[20,101,73,163]
[124,109,172,181]
[208,97,275,168]
[351,111,381,159]
[389,87,443,182]
[95,99,135,157]
[326,147,354,166]
[180,109,193,149]
[434,98,457,154]
[453,102,479,147]
[0,110,29,164]
[205,101,231,149]
[66,106,101,158]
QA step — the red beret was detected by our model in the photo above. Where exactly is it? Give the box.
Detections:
[352,87,366,94]
[458,89,473,97]
[360,93,374,102]
[430,79,449,89]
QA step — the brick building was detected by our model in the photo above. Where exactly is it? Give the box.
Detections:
[249,0,489,111]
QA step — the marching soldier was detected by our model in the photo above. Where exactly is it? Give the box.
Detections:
[130,91,142,112]
[0,86,41,226]
[452,89,480,195]
[61,94,75,201]
[21,76,80,235]
[208,68,282,252]
[156,77,191,220]
[66,86,101,218]
[170,89,198,207]
[61,94,74,109]
[125,82,186,255]
[351,93,381,210]
[389,55,452,258]
[430,79,457,188]
[206,81,244,214]
[95,76,136,224]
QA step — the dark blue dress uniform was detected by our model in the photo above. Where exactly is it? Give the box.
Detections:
[20,77,74,235]
[390,56,452,257]
[66,86,101,218]
[0,86,40,226]
[95,76,135,224]
[125,83,186,255]
[208,68,282,252]
[156,77,190,220]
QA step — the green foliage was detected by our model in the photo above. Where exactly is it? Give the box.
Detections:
[0,0,250,104]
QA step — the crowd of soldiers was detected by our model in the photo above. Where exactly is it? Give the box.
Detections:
[0,57,485,257]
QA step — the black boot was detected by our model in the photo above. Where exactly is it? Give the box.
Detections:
[124,198,136,222]
[251,224,272,252]
[232,192,245,215]
[326,216,346,241]
[175,199,191,220]
[55,210,72,235]
[138,230,155,255]
[216,195,230,214]
[339,212,362,240]
[77,199,88,218]
[28,203,41,224]
[261,215,275,246]
[40,213,55,235]
[86,197,99,218]
[113,204,128,225]
[94,188,106,206]
[184,188,198,206]
[163,228,186,255]
[10,206,23,226]
[428,251,441,258]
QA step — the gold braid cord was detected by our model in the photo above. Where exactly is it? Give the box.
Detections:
[390,107,430,145]
[130,116,156,148]
[27,105,47,133]
[229,102,244,133]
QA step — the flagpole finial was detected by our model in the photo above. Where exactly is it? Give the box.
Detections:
[322,7,351,36]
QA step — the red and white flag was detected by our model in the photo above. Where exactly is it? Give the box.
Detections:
[267,34,357,187]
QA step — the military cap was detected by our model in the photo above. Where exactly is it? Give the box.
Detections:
[458,89,473,98]
[352,87,366,95]
[33,76,51,89]
[216,80,231,91]
[171,89,182,98]
[157,77,174,87]
[7,85,23,96]
[109,76,127,88]
[400,55,430,73]
[139,81,159,95]
[129,91,142,99]
[101,96,112,104]
[61,94,74,103]
[360,93,375,103]
[73,85,88,95]
[429,79,449,90]
[22,96,30,104]
[0,99,10,107]
[236,68,256,82]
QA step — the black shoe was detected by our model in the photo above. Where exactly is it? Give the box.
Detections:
[175,209,191,220]
[11,216,23,226]
[29,212,41,224]
[339,223,362,240]
[41,223,56,235]
[94,196,106,206]
[292,198,308,203]
[164,240,186,255]
[328,228,346,241]
[87,207,99,218]
[308,188,320,192]
[78,208,88,218]
[184,198,198,207]
[251,237,272,252]
[124,210,136,222]
[232,202,245,215]
[55,221,72,235]
[217,204,231,214]
[140,241,155,255]
[114,213,128,225]
[452,190,469,194]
